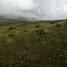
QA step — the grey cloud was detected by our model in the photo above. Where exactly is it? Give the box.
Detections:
[0,0,67,20]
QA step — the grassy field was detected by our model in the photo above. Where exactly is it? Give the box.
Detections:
[0,19,67,67]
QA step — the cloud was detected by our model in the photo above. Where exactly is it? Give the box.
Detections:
[0,0,67,20]
[0,0,35,10]
[0,0,36,17]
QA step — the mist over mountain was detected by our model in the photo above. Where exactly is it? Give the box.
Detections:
[0,0,67,20]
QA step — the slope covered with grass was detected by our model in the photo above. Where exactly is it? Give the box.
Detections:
[0,19,67,67]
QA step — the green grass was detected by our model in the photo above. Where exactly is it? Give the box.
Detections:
[0,19,67,67]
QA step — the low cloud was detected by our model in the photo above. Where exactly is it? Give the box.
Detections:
[0,0,67,20]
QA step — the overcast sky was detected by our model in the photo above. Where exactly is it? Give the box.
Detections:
[0,0,67,20]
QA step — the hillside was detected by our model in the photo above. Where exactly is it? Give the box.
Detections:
[0,19,67,67]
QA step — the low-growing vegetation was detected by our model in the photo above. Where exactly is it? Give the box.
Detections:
[0,19,67,67]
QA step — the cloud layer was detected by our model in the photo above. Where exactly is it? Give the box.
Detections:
[0,0,67,20]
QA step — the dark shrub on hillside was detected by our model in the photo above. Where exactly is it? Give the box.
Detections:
[50,22,55,24]
[9,34,14,37]
[35,29,46,36]
[35,24,41,28]
[8,27,14,31]
[23,29,27,32]
[55,24,63,28]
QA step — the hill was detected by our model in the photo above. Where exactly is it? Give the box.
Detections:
[0,19,67,67]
